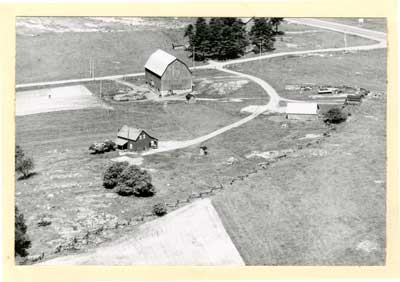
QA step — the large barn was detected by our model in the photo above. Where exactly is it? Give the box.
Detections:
[144,49,192,96]
[115,125,158,152]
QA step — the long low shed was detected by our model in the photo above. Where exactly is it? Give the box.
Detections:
[286,102,320,120]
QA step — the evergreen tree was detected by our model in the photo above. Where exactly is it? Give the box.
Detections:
[269,17,284,34]
[193,17,209,60]
[15,206,31,257]
[184,17,248,61]
[184,23,195,53]
[249,18,276,54]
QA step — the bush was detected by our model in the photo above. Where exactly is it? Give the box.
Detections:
[15,145,25,165]
[103,161,129,189]
[15,207,31,257]
[16,157,34,179]
[153,203,167,216]
[323,107,348,124]
[117,165,155,197]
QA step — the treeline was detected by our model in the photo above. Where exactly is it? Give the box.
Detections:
[184,17,284,61]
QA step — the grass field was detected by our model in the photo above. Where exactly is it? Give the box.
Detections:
[15,71,270,257]
[40,199,244,265]
[228,49,387,101]
[210,48,386,265]
[213,95,386,265]
[16,18,376,84]
[321,18,386,32]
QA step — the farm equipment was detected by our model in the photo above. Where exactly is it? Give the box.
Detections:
[89,139,116,154]
[318,87,340,94]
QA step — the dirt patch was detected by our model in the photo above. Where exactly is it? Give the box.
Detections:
[194,77,249,96]
[111,156,144,166]
[16,85,110,116]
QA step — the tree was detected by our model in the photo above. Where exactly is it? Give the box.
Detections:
[184,17,248,61]
[249,18,276,54]
[15,206,31,257]
[103,161,129,189]
[15,145,35,179]
[323,107,348,124]
[269,17,284,34]
[116,165,155,197]
[16,157,34,179]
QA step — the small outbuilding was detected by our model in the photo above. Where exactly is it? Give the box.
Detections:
[144,49,192,96]
[286,102,320,121]
[115,125,158,152]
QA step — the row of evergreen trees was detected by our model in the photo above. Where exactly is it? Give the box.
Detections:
[184,17,284,61]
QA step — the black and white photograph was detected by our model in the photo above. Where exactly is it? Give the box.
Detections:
[14,16,387,266]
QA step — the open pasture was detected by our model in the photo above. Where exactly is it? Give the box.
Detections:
[213,96,386,265]
[16,85,108,116]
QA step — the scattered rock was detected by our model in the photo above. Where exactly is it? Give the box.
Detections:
[37,217,52,227]
[356,240,378,253]
[224,157,239,166]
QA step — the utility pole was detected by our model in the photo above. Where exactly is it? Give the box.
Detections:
[192,46,195,68]
[89,57,92,77]
[259,40,264,57]
[344,32,347,48]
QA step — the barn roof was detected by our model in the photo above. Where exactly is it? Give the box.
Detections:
[144,49,177,77]
[286,103,319,115]
[117,125,143,141]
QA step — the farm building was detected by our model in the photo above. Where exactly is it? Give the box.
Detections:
[286,102,320,120]
[144,49,192,96]
[115,125,158,152]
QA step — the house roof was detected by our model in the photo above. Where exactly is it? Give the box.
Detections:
[117,125,143,141]
[240,17,254,24]
[144,49,177,77]
[115,138,128,146]
[286,103,319,115]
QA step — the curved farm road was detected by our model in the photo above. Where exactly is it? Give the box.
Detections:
[142,19,386,156]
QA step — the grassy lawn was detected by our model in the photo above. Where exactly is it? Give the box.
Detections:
[228,49,387,101]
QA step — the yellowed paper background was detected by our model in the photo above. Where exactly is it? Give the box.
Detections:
[1,0,398,281]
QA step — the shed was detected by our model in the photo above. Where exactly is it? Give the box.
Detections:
[345,94,363,105]
[116,125,158,152]
[144,49,192,96]
[286,103,320,120]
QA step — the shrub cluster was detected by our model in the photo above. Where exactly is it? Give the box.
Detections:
[153,203,168,216]
[323,107,348,124]
[103,161,129,189]
[103,162,155,197]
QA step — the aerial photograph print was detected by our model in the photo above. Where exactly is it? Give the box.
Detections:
[14,16,387,266]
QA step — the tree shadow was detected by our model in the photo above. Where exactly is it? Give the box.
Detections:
[17,172,38,181]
